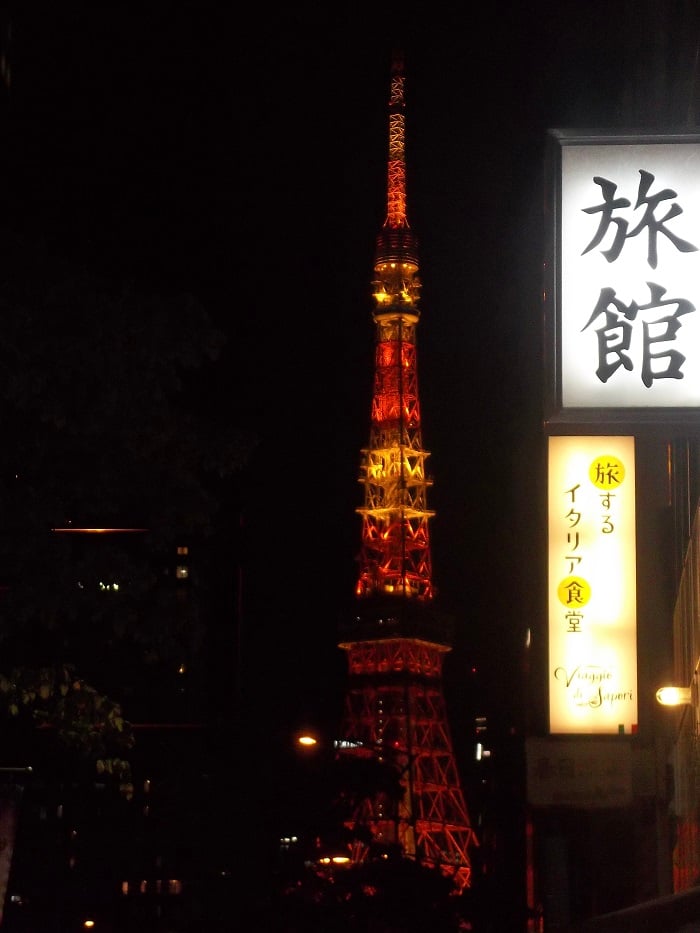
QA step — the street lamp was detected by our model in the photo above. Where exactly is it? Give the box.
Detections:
[297,734,318,747]
[656,686,693,706]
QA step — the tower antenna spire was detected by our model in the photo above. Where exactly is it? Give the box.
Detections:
[385,47,408,230]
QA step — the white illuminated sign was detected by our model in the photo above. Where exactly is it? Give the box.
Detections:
[548,436,637,735]
[560,139,700,409]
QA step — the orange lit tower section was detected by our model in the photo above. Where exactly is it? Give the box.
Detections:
[337,52,476,894]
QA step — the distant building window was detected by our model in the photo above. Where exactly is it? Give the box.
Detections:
[175,566,188,580]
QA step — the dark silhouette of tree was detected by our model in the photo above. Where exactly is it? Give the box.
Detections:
[259,750,476,932]
[268,857,473,932]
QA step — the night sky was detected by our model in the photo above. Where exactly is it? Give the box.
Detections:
[1,8,230,304]
[5,5,700,762]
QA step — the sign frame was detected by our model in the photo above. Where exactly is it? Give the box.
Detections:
[545,128,700,432]
[547,435,638,736]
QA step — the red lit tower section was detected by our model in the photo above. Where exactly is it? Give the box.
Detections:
[337,52,477,893]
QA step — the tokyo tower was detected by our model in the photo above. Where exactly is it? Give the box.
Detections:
[337,50,477,893]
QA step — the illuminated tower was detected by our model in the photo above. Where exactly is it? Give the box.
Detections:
[337,51,477,893]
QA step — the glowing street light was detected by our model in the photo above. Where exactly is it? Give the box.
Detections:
[655,686,693,706]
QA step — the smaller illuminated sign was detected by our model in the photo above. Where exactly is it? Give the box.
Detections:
[548,435,637,735]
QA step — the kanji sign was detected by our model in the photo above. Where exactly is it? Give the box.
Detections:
[548,132,700,422]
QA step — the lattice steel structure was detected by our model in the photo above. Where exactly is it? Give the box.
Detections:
[337,51,477,894]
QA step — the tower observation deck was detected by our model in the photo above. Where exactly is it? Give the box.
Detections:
[337,50,477,894]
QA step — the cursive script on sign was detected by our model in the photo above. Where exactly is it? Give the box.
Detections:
[554,665,634,709]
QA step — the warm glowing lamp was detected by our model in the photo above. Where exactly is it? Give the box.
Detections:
[655,686,692,706]
[297,734,318,747]
[318,854,351,865]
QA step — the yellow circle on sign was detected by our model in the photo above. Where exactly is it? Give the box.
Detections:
[557,576,591,608]
[589,455,625,489]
